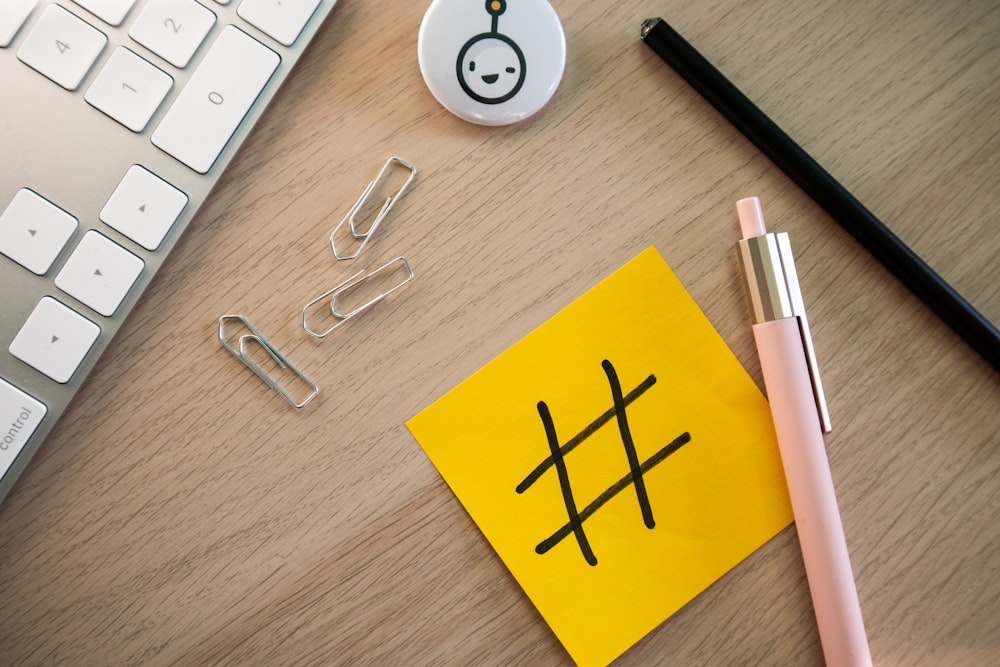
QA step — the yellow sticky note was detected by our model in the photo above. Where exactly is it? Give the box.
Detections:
[406,247,792,666]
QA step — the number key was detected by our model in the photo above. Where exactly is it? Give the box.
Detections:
[70,0,137,27]
[151,26,278,173]
[237,0,322,47]
[129,0,216,68]
[0,0,39,48]
[85,46,173,131]
[16,4,107,90]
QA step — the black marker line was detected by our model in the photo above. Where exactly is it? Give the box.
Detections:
[535,431,691,556]
[516,374,657,493]
[602,360,655,528]
[537,400,597,566]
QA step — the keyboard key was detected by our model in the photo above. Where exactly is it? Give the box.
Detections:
[152,26,279,173]
[128,0,215,68]
[85,46,173,132]
[0,0,38,48]
[9,297,100,384]
[100,165,188,250]
[16,4,107,90]
[71,0,137,27]
[237,0,321,47]
[0,379,47,477]
[55,231,144,317]
[0,189,78,275]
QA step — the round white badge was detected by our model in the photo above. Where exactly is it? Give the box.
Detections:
[418,0,566,126]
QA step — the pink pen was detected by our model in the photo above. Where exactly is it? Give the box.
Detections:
[736,197,872,666]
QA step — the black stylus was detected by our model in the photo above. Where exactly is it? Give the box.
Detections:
[640,17,1000,373]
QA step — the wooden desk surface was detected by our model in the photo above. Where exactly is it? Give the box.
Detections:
[2,1,997,664]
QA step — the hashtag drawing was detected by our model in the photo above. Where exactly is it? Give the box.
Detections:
[516,359,692,566]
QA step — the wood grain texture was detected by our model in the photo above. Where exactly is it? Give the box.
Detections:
[1,1,997,665]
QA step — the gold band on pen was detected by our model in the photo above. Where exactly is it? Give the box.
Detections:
[738,232,832,433]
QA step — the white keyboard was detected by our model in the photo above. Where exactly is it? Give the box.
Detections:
[0,0,338,502]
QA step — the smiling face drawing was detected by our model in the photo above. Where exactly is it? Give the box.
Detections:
[457,33,526,104]
[418,0,565,124]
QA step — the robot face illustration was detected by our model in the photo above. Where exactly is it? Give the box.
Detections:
[418,0,565,124]
[457,33,526,105]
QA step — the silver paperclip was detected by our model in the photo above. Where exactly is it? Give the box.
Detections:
[218,315,319,408]
[302,257,415,338]
[329,157,417,260]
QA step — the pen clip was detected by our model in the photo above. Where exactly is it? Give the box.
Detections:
[774,234,832,433]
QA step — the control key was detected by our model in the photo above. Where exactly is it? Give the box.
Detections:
[0,379,47,481]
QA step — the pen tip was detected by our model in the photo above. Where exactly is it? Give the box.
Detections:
[640,18,661,39]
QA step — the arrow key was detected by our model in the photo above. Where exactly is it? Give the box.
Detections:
[9,297,100,384]
[0,189,78,275]
[100,165,187,250]
[55,230,144,317]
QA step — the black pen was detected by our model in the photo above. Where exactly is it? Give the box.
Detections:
[640,17,1000,373]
